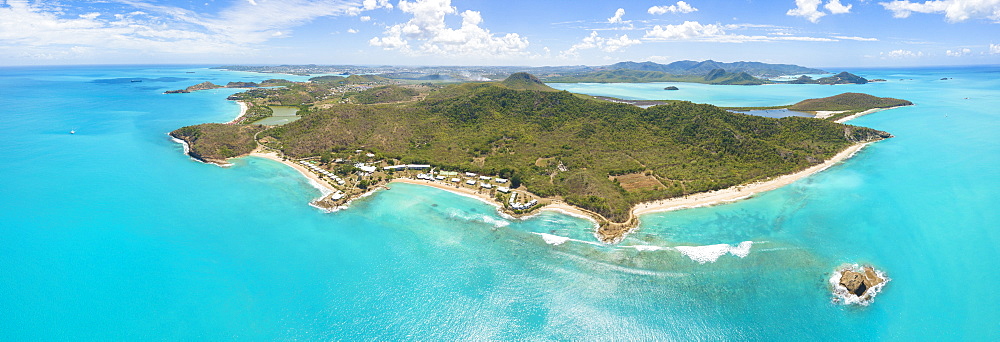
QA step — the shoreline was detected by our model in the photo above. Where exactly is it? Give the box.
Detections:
[249,150,338,195]
[835,104,910,123]
[196,101,902,243]
[225,100,249,125]
[238,141,872,243]
[631,142,868,216]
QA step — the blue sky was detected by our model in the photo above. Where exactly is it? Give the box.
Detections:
[1,0,998,67]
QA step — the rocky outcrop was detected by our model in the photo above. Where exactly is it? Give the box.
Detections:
[844,126,893,142]
[832,264,889,305]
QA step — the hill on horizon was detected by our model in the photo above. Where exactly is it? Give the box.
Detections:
[604,60,826,78]
[500,72,559,91]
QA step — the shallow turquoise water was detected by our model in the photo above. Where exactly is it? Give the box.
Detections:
[1,65,997,340]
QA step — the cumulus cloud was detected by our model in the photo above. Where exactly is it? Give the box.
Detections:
[945,47,972,56]
[562,31,640,57]
[788,0,854,22]
[825,0,854,14]
[369,0,529,57]
[992,43,1000,54]
[788,0,827,22]
[882,49,925,58]
[347,28,359,34]
[880,0,1000,22]
[608,8,626,23]
[648,1,698,15]
[360,16,372,21]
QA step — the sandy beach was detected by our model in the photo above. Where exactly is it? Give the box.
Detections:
[225,101,249,125]
[632,142,868,216]
[241,135,874,242]
[248,141,870,233]
[835,107,896,123]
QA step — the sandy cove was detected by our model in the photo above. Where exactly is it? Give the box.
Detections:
[250,150,338,195]
[225,101,249,125]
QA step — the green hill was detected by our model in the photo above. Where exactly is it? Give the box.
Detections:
[789,93,912,111]
[499,72,558,91]
[543,69,769,84]
[346,85,419,104]
[607,60,825,77]
[787,72,868,85]
[173,76,892,221]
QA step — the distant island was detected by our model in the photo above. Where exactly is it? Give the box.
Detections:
[214,60,871,86]
[725,92,913,122]
[169,72,904,243]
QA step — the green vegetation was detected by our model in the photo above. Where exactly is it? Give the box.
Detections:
[169,124,264,163]
[789,93,912,111]
[725,93,912,121]
[787,72,869,85]
[499,72,559,91]
[346,85,419,104]
[174,75,891,221]
[310,74,391,85]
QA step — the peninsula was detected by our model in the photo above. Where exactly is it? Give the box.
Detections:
[170,72,902,243]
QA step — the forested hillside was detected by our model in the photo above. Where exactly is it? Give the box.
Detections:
[181,77,891,220]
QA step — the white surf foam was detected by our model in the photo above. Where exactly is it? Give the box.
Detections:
[537,233,571,245]
[829,263,890,306]
[675,241,754,264]
[169,134,232,167]
[531,232,604,247]
[629,245,666,252]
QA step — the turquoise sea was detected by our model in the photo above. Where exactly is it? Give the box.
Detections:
[1,65,997,340]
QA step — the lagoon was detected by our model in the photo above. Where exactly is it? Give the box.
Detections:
[252,105,301,125]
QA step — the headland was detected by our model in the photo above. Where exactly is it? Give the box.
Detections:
[169,72,906,244]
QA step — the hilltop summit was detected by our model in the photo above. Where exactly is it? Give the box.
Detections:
[500,72,558,92]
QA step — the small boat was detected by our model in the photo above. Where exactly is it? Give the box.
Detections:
[70,130,75,134]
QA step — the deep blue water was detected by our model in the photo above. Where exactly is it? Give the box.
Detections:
[1,65,997,340]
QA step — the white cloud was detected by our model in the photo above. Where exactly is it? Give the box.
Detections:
[648,1,699,15]
[834,35,879,41]
[643,21,837,42]
[369,0,529,58]
[360,0,394,11]
[991,43,1000,54]
[360,16,372,21]
[608,8,626,23]
[788,0,855,22]
[788,0,827,22]
[880,0,1000,22]
[0,0,384,61]
[882,49,925,58]
[645,21,727,40]
[825,0,854,14]
[347,28,359,34]
[562,31,641,57]
[946,47,972,56]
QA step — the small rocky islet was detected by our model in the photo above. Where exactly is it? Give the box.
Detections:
[831,264,889,305]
